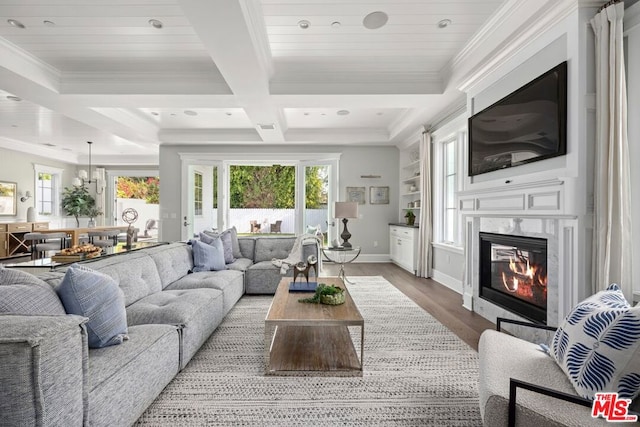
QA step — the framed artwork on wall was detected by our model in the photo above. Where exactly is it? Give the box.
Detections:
[370,186,389,205]
[346,186,366,204]
[0,181,17,216]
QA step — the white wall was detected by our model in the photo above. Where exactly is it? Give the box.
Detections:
[159,144,399,258]
[0,147,75,225]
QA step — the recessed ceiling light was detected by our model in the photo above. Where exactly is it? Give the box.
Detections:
[298,20,310,29]
[258,123,276,130]
[151,112,159,116]
[11,124,18,128]
[337,110,350,116]
[43,143,56,147]
[184,110,198,116]
[304,112,310,116]
[376,112,384,116]
[438,19,452,29]
[43,20,56,27]
[363,11,388,30]
[6,95,21,101]
[7,19,25,29]
[331,21,341,28]
[225,112,233,116]
[148,19,163,29]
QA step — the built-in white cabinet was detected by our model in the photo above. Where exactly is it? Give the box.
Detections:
[389,225,418,274]
[399,144,421,224]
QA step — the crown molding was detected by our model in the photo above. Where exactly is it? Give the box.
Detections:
[0,138,78,164]
[455,0,581,93]
[625,0,640,33]
[0,37,61,92]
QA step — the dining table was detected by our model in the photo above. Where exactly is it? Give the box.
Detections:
[38,225,132,247]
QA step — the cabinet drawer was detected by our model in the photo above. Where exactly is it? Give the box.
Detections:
[32,222,49,231]
[0,224,7,232]
[8,223,30,232]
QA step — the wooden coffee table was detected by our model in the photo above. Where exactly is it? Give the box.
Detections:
[264,277,364,376]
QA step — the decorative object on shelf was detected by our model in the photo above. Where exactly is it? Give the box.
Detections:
[0,181,17,216]
[346,186,366,204]
[26,206,35,222]
[409,149,419,163]
[405,209,416,226]
[335,201,358,248]
[298,283,345,305]
[414,200,421,208]
[122,208,139,248]
[369,186,389,205]
[409,185,417,192]
[86,207,103,228]
[331,238,340,248]
[72,141,105,195]
[360,174,381,179]
[61,184,99,227]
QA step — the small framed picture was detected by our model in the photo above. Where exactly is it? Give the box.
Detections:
[346,187,366,204]
[370,186,389,205]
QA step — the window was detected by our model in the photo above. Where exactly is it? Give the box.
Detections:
[194,172,203,216]
[443,139,458,243]
[34,165,62,217]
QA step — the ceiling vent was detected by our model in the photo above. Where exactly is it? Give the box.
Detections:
[258,123,276,130]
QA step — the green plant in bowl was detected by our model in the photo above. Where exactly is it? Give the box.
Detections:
[299,283,345,305]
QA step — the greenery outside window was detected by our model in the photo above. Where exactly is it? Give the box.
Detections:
[34,165,62,217]
[194,171,203,216]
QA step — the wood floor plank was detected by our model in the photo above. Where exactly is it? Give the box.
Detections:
[320,262,495,351]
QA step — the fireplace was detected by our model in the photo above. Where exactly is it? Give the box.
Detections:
[479,232,548,324]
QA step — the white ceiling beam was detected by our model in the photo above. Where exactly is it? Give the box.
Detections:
[177,0,285,142]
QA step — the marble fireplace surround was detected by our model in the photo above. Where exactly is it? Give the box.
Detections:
[460,179,581,329]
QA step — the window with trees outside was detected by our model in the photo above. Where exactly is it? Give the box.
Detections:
[194,172,203,216]
[34,165,62,217]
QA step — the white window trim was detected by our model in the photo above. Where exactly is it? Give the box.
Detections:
[33,164,64,218]
[432,128,466,247]
[193,170,204,217]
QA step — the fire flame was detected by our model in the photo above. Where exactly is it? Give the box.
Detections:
[501,255,547,302]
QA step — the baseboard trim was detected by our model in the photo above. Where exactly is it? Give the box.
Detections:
[431,269,463,295]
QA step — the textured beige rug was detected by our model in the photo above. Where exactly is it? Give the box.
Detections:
[135,276,482,426]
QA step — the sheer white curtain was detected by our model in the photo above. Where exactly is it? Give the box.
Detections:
[590,1,633,300]
[416,129,433,278]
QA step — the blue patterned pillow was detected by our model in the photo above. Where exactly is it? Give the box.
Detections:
[191,238,225,272]
[57,264,128,348]
[551,283,640,400]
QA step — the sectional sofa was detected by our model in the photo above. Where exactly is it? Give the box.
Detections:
[0,235,318,427]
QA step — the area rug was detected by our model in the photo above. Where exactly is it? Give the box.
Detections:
[135,276,482,426]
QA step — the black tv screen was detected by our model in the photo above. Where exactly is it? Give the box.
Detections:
[468,61,567,177]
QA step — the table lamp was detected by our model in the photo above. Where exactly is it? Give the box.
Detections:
[335,201,358,248]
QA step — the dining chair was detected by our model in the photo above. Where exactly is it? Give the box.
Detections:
[88,230,120,248]
[24,232,67,259]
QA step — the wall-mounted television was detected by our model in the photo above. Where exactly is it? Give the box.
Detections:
[468,61,567,177]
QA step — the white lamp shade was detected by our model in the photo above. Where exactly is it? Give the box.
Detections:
[335,201,358,219]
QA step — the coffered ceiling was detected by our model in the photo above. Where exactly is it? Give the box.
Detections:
[0,0,508,164]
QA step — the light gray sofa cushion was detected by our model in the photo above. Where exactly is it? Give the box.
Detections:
[126,288,224,368]
[253,237,295,262]
[245,260,288,294]
[238,237,255,259]
[0,314,88,427]
[0,268,66,315]
[84,252,162,306]
[478,329,610,426]
[167,269,244,315]
[87,323,179,427]
[145,243,193,289]
[226,257,253,272]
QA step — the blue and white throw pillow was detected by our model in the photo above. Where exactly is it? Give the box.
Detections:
[550,283,640,400]
[57,264,128,348]
[191,238,225,272]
